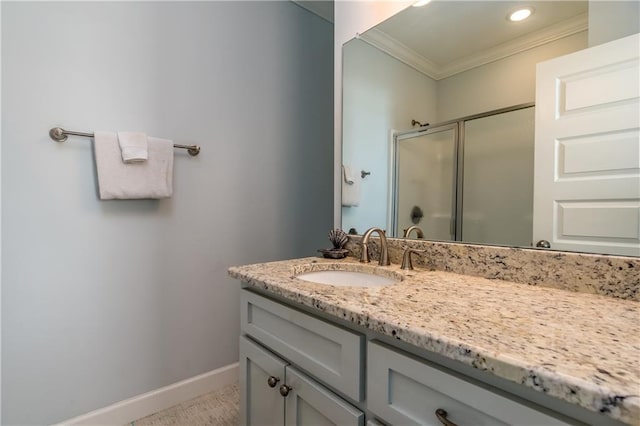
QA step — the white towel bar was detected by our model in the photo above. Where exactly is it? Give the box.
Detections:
[49,127,201,156]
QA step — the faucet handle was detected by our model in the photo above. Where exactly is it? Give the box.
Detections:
[401,247,427,270]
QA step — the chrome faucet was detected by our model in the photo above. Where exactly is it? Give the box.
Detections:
[360,227,390,266]
[401,248,427,270]
[403,225,424,239]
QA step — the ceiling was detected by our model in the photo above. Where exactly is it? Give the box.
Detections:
[360,1,588,80]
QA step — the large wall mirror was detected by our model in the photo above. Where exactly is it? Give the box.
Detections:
[341,0,639,256]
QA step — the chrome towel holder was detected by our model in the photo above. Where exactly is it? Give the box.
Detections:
[49,127,201,156]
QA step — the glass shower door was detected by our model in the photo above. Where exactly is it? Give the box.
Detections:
[461,106,535,246]
[393,124,458,240]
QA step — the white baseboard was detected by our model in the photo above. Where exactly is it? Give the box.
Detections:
[55,362,239,426]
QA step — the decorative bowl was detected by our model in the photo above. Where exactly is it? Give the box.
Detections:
[317,248,349,259]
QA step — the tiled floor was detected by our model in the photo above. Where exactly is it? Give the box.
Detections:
[130,383,239,426]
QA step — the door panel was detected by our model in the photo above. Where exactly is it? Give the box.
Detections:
[462,106,535,246]
[534,33,640,256]
[394,124,457,240]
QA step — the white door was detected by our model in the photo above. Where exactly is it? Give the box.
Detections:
[533,33,640,256]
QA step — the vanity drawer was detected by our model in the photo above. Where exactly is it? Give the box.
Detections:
[367,342,571,426]
[241,290,363,401]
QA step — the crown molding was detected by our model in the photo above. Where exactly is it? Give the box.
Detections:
[440,12,588,79]
[359,13,589,80]
[358,28,442,79]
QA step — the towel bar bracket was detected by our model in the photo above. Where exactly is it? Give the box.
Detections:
[49,127,201,156]
[173,143,201,156]
[50,127,67,142]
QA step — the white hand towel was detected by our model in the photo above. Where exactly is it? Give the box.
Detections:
[117,131,148,163]
[342,165,360,207]
[343,164,355,184]
[94,132,174,199]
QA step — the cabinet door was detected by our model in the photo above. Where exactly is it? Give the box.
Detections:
[241,291,364,401]
[284,366,364,426]
[240,336,287,426]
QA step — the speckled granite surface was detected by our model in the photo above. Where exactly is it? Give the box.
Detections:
[345,237,640,301]
[229,257,640,425]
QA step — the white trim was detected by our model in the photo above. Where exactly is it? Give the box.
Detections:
[359,29,441,79]
[442,13,588,79]
[54,363,239,426]
[360,13,588,81]
[0,2,3,422]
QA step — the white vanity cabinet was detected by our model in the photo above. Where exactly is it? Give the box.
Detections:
[240,290,365,426]
[240,336,364,426]
[239,289,577,426]
[240,290,363,401]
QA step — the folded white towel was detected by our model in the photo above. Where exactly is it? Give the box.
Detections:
[117,131,148,163]
[94,131,173,199]
[342,165,360,207]
[343,164,355,184]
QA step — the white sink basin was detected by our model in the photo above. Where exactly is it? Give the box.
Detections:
[296,270,397,287]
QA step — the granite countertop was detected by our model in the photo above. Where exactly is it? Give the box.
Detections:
[229,256,640,425]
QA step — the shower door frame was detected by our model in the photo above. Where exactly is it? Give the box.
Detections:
[391,122,460,239]
[391,102,535,241]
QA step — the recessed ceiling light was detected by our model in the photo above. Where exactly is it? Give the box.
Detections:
[508,7,534,22]
[413,0,432,7]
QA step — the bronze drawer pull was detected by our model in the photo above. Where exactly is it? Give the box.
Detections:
[267,376,280,388]
[435,409,459,426]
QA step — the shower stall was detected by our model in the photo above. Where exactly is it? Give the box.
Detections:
[392,104,535,247]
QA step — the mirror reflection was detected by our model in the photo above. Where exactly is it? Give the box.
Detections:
[392,104,535,247]
[341,0,639,256]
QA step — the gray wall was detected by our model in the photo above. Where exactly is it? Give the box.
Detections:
[1,2,333,424]
[588,1,640,47]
